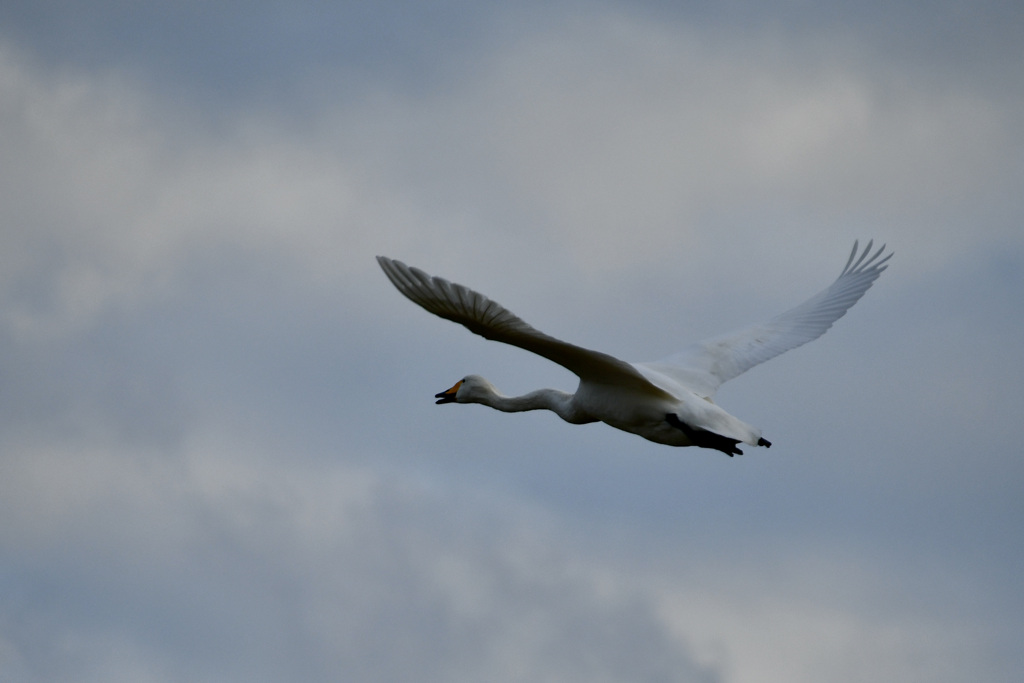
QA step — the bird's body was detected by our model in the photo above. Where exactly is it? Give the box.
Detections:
[378,242,891,455]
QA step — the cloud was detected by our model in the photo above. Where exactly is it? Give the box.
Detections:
[0,45,420,340]
[317,9,1023,281]
[2,424,1009,683]
[1,4,1023,682]
[0,426,727,683]
[3,7,1021,339]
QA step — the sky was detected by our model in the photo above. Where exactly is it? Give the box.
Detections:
[1,1,1022,681]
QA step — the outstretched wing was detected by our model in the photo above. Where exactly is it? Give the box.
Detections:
[377,256,669,396]
[641,241,892,399]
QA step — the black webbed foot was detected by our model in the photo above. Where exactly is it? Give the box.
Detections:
[665,413,744,457]
[758,437,772,448]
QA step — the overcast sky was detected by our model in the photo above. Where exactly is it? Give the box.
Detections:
[1,2,1022,682]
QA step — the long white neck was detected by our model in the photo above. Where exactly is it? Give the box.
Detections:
[474,386,590,424]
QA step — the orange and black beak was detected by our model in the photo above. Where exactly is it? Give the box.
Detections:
[434,379,463,404]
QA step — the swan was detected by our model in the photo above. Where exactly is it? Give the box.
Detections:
[377,241,891,455]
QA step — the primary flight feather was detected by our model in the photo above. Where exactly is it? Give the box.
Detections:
[378,241,891,455]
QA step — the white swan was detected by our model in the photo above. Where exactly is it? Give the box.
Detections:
[377,241,891,455]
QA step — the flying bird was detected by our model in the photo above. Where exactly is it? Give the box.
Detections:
[377,241,891,455]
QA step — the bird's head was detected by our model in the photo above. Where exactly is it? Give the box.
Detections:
[435,375,495,405]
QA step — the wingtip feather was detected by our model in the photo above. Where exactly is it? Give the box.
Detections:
[840,240,894,277]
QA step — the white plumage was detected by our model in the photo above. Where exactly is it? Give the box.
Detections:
[378,241,891,455]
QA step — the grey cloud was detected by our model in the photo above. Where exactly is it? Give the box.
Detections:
[0,442,719,683]
[1,2,1022,682]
